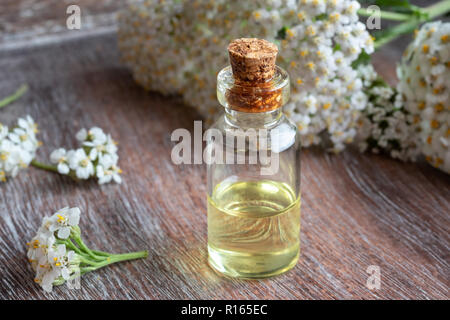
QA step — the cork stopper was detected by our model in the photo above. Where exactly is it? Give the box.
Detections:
[228,38,278,83]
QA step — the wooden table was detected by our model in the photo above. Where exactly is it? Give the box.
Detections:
[0,1,448,300]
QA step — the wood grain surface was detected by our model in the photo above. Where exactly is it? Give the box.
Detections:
[0,1,449,300]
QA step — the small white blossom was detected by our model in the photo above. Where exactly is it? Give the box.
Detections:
[75,128,87,142]
[76,127,107,147]
[96,152,122,184]
[8,128,37,153]
[69,148,94,179]
[33,244,78,292]
[96,163,122,185]
[50,127,122,183]
[46,207,81,239]
[0,115,39,182]
[27,232,56,271]
[47,245,76,281]
[104,134,118,155]
[18,115,38,135]
[49,148,70,174]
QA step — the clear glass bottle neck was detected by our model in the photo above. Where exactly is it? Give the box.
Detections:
[224,108,283,129]
[217,65,290,116]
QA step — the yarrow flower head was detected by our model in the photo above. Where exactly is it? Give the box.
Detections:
[27,207,81,292]
[0,115,39,182]
[27,206,147,292]
[49,127,122,183]
[397,21,450,173]
[118,0,374,152]
[357,64,420,161]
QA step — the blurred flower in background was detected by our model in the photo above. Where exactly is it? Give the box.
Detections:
[118,0,374,152]
[357,64,420,162]
[396,21,450,173]
[0,115,39,182]
[118,0,450,174]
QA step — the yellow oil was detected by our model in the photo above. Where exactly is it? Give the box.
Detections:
[207,179,300,278]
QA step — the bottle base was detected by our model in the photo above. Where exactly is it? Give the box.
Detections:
[207,243,299,279]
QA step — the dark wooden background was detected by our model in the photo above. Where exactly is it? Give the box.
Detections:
[0,1,448,299]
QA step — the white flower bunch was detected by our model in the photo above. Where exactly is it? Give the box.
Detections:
[27,206,147,292]
[0,115,39,182]
[118,0,374,152]
[27,207,81,292]
[396,21,450,173]
[49,127,122,184]
[357,64,420,161]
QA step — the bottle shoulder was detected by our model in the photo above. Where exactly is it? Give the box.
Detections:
[206,112,300,152]
[209,112,297,132]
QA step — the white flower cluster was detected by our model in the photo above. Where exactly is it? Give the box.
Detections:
[0,115,39,182]
[118,0,374,152]
[397,22,450,173]
[49,127,122,184]
[27,206,147,292]
[27,207,81,292]
[357,64,420,161]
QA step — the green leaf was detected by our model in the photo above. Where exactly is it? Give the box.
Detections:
[372,16,418,49]
[379,120,389,130]
[276,26,287,40]
[351,50,371,68]
[314,13,328,21]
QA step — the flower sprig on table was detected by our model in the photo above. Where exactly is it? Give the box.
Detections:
[27,206,148,292]
[0,84,123,183]
[32,127,123,184]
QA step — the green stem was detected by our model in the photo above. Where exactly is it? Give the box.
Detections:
[55,238,98,263]
[80,250,148,273]
[31,160,79,181]
[91,249,110,256]
[374,19,419,50]
[0,84,28,108]
[357,8,411,21]
[371,0,450,49]
[73,235,106,261]
[79,255,100,266]
[30,160,58,173]
[426,0,450,18]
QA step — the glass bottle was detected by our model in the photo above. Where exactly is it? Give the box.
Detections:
[206,38,301,278]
